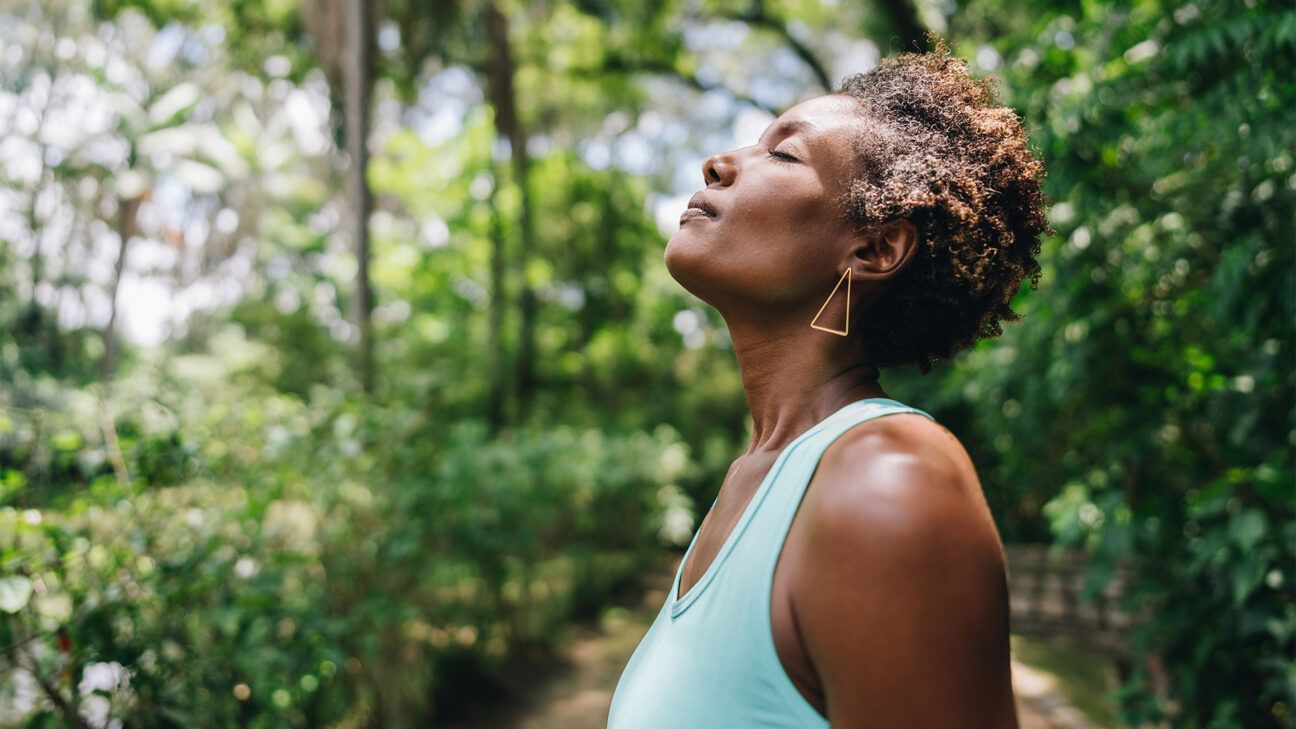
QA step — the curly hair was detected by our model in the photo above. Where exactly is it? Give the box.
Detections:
[835,35,1052,373]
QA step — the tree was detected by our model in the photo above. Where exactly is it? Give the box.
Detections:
[345,0,377,395]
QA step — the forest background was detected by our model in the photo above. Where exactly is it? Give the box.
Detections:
[0,0,1292,726]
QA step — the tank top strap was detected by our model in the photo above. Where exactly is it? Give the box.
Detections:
[676,397,936,619]
[702,397,935,514]
[747,397,936,545]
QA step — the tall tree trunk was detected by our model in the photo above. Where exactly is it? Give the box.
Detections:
[345,0,375,396]
[486,1,538,420]
[100,194,141,381]
[582,185,621,404]
[486,161,509,432]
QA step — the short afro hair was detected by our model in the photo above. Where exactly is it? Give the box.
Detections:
[835,35,1052,373]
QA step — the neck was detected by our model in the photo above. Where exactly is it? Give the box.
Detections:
[724,314,886,457]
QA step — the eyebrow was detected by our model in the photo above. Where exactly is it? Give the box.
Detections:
[762,119,816,143]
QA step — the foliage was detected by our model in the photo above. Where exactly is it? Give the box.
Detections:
[0,330,693,726]
[0,0,1292,726]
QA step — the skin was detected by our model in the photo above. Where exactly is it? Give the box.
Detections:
[664,93,1019,728]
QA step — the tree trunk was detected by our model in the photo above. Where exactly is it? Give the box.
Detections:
[486,1,537,420]
[345,0,375,396]
[486,161,509,432]
[100,194,141,381]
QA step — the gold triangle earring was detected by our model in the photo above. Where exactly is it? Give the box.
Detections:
[810,268,851,336]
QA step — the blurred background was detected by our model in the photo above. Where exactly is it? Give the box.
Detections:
[0,0,1291,727]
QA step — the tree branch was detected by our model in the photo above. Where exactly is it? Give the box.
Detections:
[722,1,834,92]
[594,55,780,115]
[19,647,90,729]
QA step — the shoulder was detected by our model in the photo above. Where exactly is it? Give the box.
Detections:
[790,411,1017,726]
[797,412,1008,614]
[807,410,994,552]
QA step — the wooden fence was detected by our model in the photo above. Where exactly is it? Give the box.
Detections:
[1004,544,1137,658]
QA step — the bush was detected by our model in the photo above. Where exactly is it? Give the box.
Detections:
[0,339,696,727]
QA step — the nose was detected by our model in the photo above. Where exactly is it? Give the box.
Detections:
[702,151,737,187]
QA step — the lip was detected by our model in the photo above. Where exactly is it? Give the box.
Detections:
[687,192,719,218]
[679,207,712,223]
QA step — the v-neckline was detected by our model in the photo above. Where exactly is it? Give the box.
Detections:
[668,397,898,619]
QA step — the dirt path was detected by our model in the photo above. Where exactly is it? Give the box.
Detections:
[439,555,1104,728]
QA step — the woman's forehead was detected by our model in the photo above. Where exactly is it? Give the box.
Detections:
[768,94,861,137]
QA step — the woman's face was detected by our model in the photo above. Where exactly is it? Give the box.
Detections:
[664,94,870,312]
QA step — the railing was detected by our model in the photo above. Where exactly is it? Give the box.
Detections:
[1004,543,1136,657]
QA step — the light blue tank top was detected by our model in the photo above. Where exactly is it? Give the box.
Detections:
[607,398,937,728]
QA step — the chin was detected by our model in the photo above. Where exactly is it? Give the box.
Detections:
[663,232,721,302]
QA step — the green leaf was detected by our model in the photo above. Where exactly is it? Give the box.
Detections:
[0,575,33,614]
[1232,558,1268,606]
[1229,509,1269,551]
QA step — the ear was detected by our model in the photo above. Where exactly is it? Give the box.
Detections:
[849,219,919,281]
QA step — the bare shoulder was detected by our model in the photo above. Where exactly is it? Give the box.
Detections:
[810,410,997,547]
[821,409,978,495]
[791,411,1017,728]
[801,408,1006,592]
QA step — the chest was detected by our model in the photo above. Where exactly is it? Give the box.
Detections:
[676,480,827,717]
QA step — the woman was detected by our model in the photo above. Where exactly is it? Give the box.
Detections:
[607,38,1051,729]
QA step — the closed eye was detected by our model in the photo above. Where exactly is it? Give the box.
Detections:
[767,149,799,163]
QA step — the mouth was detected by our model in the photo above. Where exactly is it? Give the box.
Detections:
[680,193,718,224]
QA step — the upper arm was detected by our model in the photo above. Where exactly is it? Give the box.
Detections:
[793,424,1018,729]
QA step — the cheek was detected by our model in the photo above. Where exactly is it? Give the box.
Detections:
[730,189,834,263]
[732,180,829,241]
[730,223,839,301]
